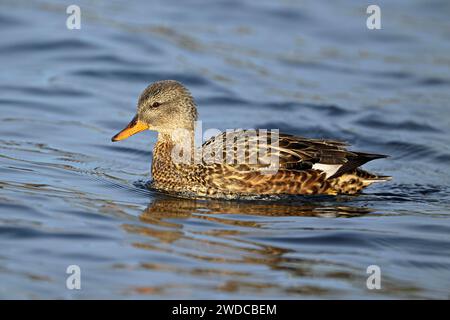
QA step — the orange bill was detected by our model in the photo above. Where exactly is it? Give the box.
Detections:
[111,115,149,142]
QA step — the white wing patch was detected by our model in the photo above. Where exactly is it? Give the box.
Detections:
[312,163,342,179]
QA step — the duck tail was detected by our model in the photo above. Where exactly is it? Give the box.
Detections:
[326,168,391,195]
[354,168,391,183]
[328,152,389,179]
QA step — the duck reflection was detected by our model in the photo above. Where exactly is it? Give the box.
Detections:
[124,195,372,245]
[140,195,373,219]
[121,196,373,297]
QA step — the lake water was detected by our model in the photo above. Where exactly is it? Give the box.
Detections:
[1,0,450,299]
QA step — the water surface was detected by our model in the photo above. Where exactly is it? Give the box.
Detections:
[1,0,450,299]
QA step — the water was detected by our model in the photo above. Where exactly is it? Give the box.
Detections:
[1,0,450,299]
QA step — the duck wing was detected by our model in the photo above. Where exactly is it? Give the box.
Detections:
[201,130,387,179]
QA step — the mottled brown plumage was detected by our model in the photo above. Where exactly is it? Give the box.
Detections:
[112,80,390,199]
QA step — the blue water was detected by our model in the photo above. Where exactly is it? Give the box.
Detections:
[0,0,450,299]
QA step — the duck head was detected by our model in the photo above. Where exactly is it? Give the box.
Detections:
[111,80,198,142]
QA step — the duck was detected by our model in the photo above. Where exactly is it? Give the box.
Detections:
[112,80,390,199]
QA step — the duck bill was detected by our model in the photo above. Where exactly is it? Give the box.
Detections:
[111,115,149,142]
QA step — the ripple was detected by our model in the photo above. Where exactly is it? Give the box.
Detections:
[417,77,450,86]
[0,225,113,240]
[254,232,379,248]
[93,144,152,158]
[355,116,440,132]
[0,85,90,98]
[0,13,24,27]
[0,39,97,54]
[384,141,436,160]
[71,69,211,86]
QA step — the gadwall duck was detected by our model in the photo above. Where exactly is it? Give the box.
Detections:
[112,80,390,199]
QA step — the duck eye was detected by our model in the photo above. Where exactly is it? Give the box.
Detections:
[151,102,161,108]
